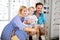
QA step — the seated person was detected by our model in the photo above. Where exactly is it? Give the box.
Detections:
[23,7,39,40]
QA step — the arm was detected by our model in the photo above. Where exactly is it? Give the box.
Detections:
[13,15,25,30]
[13,15,36,35]
[44,21,46,28]
[24,19,31,24]
[24,27,33,32]
[42,13,47,28]
[24,27,36,35]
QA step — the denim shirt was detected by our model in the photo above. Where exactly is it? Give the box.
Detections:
[1,15,27,40]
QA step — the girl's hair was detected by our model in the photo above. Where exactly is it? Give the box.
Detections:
[18,6,27,14]
[28,7,34,11]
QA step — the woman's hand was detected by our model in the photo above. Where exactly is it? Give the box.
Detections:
[24,27,36,36]
[24,20,31,24]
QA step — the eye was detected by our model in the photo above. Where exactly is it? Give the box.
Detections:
[38,8,40,9]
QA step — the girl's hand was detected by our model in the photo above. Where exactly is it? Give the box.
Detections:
[27,19,31,24]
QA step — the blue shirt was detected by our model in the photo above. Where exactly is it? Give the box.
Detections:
[34,11,46,25]
[11,15,25,30]
[1,15,27,40]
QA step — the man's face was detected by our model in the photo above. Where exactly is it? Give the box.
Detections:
[36,5,43,13]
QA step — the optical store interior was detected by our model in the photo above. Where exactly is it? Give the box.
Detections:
[0,0,60,40]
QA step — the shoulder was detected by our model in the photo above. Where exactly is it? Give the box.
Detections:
[13,15,20,20]
[41,12,44,15]
[11,15,21,22]
[33,15,37,19]
[33,15,37,17]
[41,13,45,16]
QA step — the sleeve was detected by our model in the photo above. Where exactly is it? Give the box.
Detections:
[15,30,28,40]
[42,13,47,24]
[24,16,29,21]
[34,15,38,24]
[13,15,25,30]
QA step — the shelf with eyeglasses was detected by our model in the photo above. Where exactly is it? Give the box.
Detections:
[0,0,10,21]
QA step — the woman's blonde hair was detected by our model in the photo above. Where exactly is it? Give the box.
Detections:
[18,6,27,14]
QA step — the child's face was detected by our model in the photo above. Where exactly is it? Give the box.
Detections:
[29,8,34,15]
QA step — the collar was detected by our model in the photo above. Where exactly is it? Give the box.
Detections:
[34,11,42,16]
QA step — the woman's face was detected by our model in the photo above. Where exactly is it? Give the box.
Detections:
[21,8,27,17]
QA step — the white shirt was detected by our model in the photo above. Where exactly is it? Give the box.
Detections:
[25,15,38,24]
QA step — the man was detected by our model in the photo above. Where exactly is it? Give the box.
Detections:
[34,2,47,40]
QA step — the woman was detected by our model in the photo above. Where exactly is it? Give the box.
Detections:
[1,6,36,40]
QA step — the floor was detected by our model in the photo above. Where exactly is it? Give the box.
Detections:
[0,36,45,40]
[32,35,45,40]
[51,37,59,40]
[0,36,59,40]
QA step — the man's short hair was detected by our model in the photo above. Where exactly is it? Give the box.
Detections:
[36,2,43,7]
